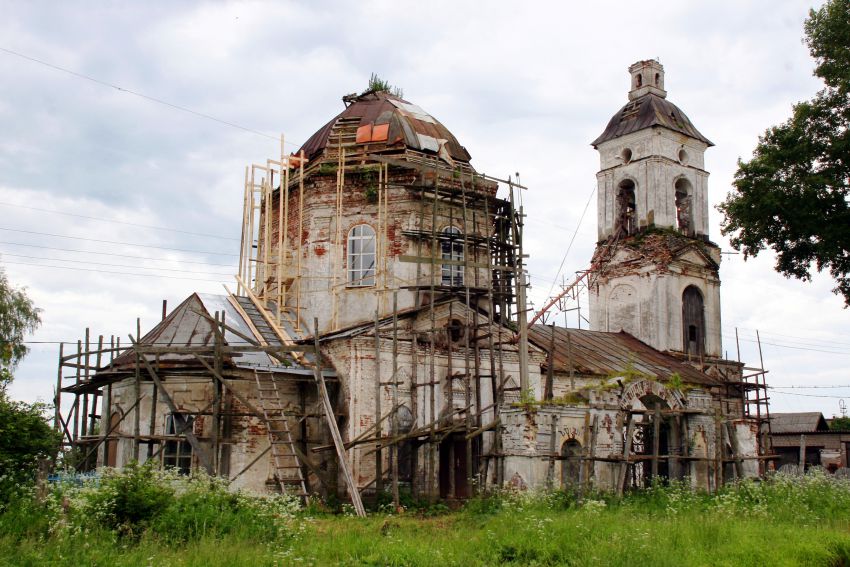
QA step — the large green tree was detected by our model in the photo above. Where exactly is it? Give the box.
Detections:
[718,0,850,305]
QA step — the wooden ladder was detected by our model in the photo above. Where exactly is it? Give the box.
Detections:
[254,370,307,497]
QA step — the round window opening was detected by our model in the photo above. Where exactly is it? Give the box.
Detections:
[678,148,689,165]
[621,148,633,164]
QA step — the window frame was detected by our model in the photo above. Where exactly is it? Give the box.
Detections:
[441,226,464,287]
[347,224,376,287]
[163,412,194,475]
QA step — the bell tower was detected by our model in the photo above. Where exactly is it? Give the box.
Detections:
[588,60,723,360]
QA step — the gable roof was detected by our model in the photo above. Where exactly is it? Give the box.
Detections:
[527,326,720,387]
[591,93,713,148]
[103,293,315,374]
[770,412,829,434]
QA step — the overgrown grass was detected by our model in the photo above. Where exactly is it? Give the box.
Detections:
[3,468,850,566]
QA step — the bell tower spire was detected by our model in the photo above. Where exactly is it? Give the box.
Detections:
[588,61,723,361]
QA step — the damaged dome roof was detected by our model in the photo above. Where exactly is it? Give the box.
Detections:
[591,93,713,148]
[297,91,472,165]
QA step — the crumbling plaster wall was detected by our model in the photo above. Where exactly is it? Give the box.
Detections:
[588,249,723,357]
[501,373,758,492]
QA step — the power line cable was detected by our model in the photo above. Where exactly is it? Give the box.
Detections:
[4,260,230,283]
[0,201,240,241]
[0,227,239,257]
[0,46,293,145]
[0,241,235,266]
[769,390,849,399]
[544,187,596,301]
[772,385,850,389]
[0,252,234,275]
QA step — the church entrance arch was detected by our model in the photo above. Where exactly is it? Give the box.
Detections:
[618,380,684,489]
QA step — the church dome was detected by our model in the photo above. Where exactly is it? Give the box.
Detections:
[297,91,472,166]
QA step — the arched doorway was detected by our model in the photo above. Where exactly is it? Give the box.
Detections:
[630,394,673,487]
[618,380,686,491]
[561,439,582,489]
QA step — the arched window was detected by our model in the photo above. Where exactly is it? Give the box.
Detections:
[682,286,705,357]
[674,178,693,235]
[561,439,582,488]
[441,226,464,286]
[616,179,637,236]
[636,74,643,88]
[347,224,376,287]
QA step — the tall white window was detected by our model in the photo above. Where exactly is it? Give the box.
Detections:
[347,224,376,286]
[441,226,464,286]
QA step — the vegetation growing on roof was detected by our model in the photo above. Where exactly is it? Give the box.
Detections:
[364,73,403,98]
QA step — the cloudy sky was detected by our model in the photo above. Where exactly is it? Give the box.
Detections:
[2,0,847,415]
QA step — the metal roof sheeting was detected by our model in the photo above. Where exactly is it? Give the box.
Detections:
[528,326,720,386]
[298,91,472,164]
[770,412,829,434]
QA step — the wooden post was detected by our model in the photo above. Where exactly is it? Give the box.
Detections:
[54,342,63,434]
[546,414,557,489]
[617,414,636,496]
[81,328,90,438]
[544,325,555,401]
[714,409,723,492]
[586,415,599,493]
[725,422,744,480]
[313,319,365,516]
[800,434,807,471]
[374,310,383,495]
[72,340,81,445]
[652,403,661,480]
[391,292,400,509]
[133,318,141,461]
[129,336,213,473]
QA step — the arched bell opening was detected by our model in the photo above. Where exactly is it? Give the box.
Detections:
[616,179,637,236]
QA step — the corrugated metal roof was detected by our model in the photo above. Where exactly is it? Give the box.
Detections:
[770,412,829,434]
[298,91,472,164]
[528,326,720,386]
[591,93,713,148]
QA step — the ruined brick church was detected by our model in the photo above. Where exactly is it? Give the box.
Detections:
[62,61,764,505]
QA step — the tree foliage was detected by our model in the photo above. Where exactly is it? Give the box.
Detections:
[0,266,41,389]
[718,0,850,305]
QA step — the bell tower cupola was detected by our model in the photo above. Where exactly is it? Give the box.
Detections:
[629,59,667,100]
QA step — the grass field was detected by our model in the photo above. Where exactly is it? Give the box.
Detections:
[2,465,850,566]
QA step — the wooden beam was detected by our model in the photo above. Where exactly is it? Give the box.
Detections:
[129,335,214,474]
[311,319,366,517]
